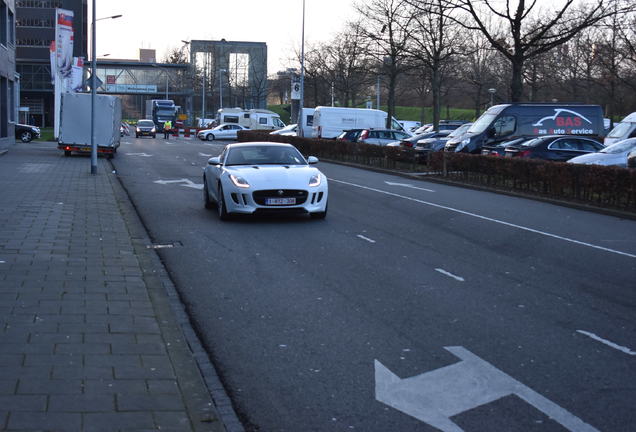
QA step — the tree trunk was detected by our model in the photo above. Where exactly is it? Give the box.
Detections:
[431,66,441,130]
[386,71,397,128]
[510,57,524,102]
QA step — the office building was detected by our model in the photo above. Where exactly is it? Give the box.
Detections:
[1,0,17,151]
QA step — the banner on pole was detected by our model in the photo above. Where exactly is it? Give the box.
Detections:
[55,9,74,79]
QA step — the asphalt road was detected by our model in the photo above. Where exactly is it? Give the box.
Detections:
[111,134,636,432]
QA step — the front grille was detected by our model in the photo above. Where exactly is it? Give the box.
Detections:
[253,189,308,206]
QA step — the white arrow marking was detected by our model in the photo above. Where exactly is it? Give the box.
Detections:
[126,152,153,157]
[198,152,213,157]
[153,178,203,190]
[357,234,376,243]
[576,330,636,356]
[384,181,434,192]
[375,346,599,432]
[435,268,464,282]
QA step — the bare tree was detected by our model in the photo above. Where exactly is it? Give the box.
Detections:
[355,0,415,126]
[446,0,631,102]
[407,0,463,128]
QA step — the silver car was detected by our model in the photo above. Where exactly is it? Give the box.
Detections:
[359,129,411,146]
[567,138,636,168]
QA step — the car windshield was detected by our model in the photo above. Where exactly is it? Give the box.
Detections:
[225,146,307,166]
[599,138,636,154]
[138,120,154,127]
[448,123,472,138]
[606,122,633,138]
[468,114,496,134]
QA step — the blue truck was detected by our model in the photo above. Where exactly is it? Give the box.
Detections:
[145,99,178,131]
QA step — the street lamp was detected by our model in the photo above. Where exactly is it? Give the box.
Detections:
[488,88,496,107]
[219,68,227,110]
[90,8,122,175]
[298,0,306,136]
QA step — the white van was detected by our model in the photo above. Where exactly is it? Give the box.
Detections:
[217,108,286,130]
[298,108,315,137]
[312,107,408,138]
[605,112,636,146]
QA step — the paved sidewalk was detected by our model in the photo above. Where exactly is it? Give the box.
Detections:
[0,143,227,432]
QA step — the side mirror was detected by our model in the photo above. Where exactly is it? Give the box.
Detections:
[208,156,221,165]
[307,156,319,164]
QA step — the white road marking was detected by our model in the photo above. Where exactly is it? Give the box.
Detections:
[153,179,204,190]
[356,234,376,243]
[576,330,636,356]
[198,152,213,157]
[384,181,435,192]
[330,179,636,259]
[376,346,599,432]
[125,152,153,157]
[435,268,464,282]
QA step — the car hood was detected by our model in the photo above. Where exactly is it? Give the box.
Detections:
[225,165,323,189]
[568,152,626,166]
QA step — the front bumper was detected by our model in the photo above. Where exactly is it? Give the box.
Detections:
[222,184,328,215]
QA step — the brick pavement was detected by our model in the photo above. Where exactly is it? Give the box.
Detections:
[0,143,227,432]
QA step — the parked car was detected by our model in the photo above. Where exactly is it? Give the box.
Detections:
[397,130,451,148]
[15,124,41,143]
[414,120,467,135]
[416,123,473,155]
[567,138,636,168]
[202,142,328,220]
[197,123,248,141]
[481,136,533,156]
[627,149,636,168]
[337,129,364,142]
[135,119,156,138]
[504,135,604,161]
[398,120,422,133]
[356,129,411,146]
[270,124,298,136]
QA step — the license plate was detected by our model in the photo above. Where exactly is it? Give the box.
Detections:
[81,147,91,152]
[265,197,296,205]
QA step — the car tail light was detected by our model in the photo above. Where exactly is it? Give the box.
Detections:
[65,146,70,150]
[360,130,369,140]
[519,150,531,157]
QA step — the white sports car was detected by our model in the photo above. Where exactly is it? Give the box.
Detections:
[197,123,248,141]
[203,142,328,220]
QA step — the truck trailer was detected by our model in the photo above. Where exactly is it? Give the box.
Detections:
[58,93,121,158]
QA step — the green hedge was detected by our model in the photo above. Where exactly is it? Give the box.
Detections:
[237,130,636,212]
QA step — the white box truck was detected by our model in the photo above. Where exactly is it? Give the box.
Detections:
[58,93,121,158]
[216,108,286,130]
[311,106,408,139]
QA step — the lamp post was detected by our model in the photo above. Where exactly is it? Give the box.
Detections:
[298,0,306,136]
[488,88,496,107]
[219,68,227,110]
[90,9,122,175]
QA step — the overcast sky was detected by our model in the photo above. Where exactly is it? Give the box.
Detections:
[90,0,358,73]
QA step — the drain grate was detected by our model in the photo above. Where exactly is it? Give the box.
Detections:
[146,241,183,249]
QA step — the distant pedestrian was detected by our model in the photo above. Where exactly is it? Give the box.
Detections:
[163,120,172,139]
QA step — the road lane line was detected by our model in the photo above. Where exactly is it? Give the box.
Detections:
[357,234,376,243]
[576,330,636,356]
[435,268,465,281]
[330,179,636,259]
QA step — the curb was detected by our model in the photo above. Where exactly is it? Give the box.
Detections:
[321,158,636,221]
[106,161,244,432]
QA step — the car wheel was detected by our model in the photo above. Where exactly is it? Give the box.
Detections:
[207,134,215,141]
[152,134,156,138]
[203,179,215,209]
[310,202,328,219]
[20,131,33,143]
[217,185,230,220]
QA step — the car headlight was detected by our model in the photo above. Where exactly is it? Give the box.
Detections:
[151,128,156,133]
[229,174,250,188]
[309,173,321,187]
[136,128,141,132]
